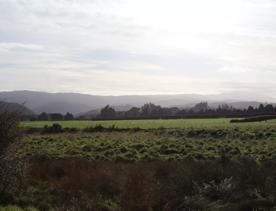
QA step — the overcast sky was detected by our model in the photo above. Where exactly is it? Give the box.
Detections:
[1,0,276,96]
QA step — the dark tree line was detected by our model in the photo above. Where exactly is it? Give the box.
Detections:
[36,112,74,121]
[22,102,276,121]
[96,102,276,120]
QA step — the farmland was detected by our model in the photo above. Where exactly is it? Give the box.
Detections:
[4,118,276,210]
[21,118,276,129]
[15,119,276,162]
[10,126,276,162]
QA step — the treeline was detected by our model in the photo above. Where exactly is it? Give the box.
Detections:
[26,102,276,121]
[94,102,276,120]
[35,112,74,121]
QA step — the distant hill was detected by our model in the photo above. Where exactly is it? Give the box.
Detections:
[0,91,107,114]
[0,90,275,115]
[0,101,34,116]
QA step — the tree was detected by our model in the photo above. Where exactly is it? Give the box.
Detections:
[219,104,232,111]
[247,106,255,113]
[162,107,179,117]
[38,112,49,121]
[258,104,265,112]
[64,112,74,120]
[100,105,116,119]
[0,111,20,155]
[49,113,63,121]
[193,102,208,112]
[141,103,163,117]
[125,107,140,118]
[265,104,274,113]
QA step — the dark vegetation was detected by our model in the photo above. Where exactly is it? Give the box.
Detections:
[29,102,276,121]
[231,115,276,123]
[37,112,74,121]
[3,158,276,210]
[95,102,276,120]
[0,111,21,153]
[114,102,276,119]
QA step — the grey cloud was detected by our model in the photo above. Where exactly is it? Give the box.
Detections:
[1,0,276,97]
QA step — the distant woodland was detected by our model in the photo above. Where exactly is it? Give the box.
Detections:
[25,102,276,120]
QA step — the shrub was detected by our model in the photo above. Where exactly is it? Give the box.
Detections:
[42,123,63,133]
[230,115,276,123]
[94,124,105,132]
[84,124,105,132]
[15,157,276,210]
[0,111,20,154]
[195,177,234,200]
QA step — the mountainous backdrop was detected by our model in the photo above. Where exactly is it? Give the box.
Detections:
[0,90,275,115]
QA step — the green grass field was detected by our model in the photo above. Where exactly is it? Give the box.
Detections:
[12,118,276,162]
[21,118,276,129]
[10,129,276,162]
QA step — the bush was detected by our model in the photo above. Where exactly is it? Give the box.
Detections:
[0,111,20,154]
[230,115,276,123]
[14,157,276,210]
[84,124,105,132]
[42,123,63,133]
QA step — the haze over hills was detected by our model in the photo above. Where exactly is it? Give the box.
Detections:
[0,90,275,115]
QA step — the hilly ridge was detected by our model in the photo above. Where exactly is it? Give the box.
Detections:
[0,90,275,115]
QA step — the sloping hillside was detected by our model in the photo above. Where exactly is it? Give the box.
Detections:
[0,101,34,116]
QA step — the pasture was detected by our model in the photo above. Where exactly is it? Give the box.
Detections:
[10,129,276,162]
[21,118,276,129]
[12,118,276,162]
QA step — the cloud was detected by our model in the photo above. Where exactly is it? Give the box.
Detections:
[0,0,276,97]
[0,67,223,95]
[0,42,44,51]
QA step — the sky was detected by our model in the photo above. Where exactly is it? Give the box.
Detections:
[1,0,276,96]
